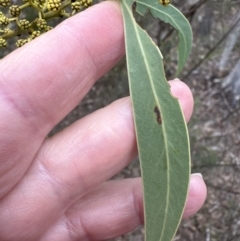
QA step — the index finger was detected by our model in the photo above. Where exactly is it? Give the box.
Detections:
[0,1,124,198]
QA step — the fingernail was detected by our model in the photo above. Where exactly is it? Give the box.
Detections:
[192,173,203,178]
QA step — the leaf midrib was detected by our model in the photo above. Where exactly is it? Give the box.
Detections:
[123,1,171,240]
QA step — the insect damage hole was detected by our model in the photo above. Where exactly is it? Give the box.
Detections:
[154,106,162,125]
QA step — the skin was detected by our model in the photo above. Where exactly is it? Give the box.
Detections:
[0,1,207,241]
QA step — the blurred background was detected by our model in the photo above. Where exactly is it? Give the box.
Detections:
[1,0,240,240]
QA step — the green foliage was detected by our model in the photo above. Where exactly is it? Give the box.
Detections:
[135,0,192,76]
[121,0,192,240]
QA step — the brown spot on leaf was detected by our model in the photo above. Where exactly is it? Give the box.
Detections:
[154,106,162,125]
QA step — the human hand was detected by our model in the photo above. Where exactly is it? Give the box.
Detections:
[0,2,207,240]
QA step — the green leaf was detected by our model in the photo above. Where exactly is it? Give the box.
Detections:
[121,0,191,240]
[135,0,193,76]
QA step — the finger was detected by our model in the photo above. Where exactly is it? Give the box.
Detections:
[0,1,124,197]
[169,79,194,122]
[0,98,137,241]
[0,80,194,240]
[41,175,207,241]
[36,80,194,204]
[37,80,194,205]
[182,174,207,218]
